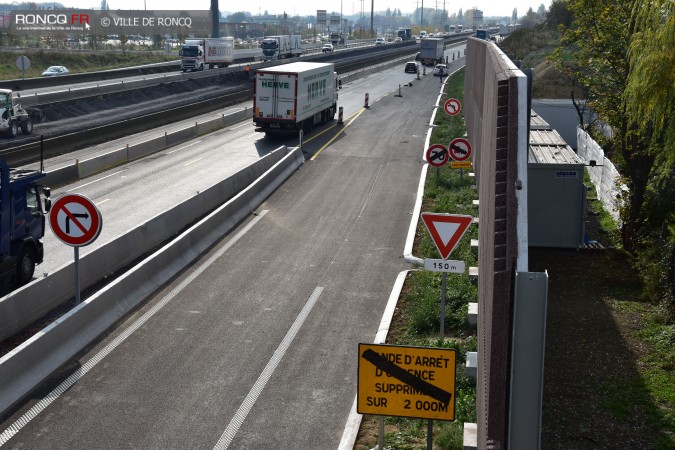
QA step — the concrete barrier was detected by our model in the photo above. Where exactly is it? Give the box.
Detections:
[0,145,290,341]
[0,145,304,415]
[78,147,128,178]
[126,135,167,161]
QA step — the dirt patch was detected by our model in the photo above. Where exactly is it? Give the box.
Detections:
[0,71,249,151]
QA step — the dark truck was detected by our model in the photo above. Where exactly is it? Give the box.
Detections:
[397,28,412,40]
[0,157,51,285]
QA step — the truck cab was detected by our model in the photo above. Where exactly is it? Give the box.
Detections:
[0,90,34,138]
[179,40,204,71]
[0,158,50,285]
[261,37,281,60]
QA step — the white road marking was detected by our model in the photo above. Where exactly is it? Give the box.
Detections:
[166,141,201,154]
[213,286,325,450]
[0,210,269,447]
[96,199,110,206]
[67,171,123,192]
[184,157,203,166]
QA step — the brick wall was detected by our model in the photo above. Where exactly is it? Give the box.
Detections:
[464,37,528,449]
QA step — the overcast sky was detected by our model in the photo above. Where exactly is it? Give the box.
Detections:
[65,0,551,19]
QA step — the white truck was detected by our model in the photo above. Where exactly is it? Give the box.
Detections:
[261,35,302,61]
[419,37,445,65]
[179,37,234,71]
[253,62,339,136]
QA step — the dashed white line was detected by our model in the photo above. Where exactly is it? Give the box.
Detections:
[166,140,202,154]
[66,171,123,192]
[0,210,269,447]
[213,286,325,450]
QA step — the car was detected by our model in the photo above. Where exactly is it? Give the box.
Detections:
[41,66,69,77]
[375,37,386,45]
[433,64,448,76]
[415,52,421,61]
[394,37,402,43]
[322,43,334,53]
[404,61,419,74]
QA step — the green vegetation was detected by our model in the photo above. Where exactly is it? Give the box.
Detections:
[357,68,477,450]
[0,49,175,80]
[549,0,674,315]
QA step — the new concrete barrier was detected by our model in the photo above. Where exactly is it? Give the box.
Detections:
[0,142,287,341]
[0,145,304,415]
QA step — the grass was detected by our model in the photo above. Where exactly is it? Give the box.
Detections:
[356,68,477,450]
[0,49,175,80]
[357,65,675,449]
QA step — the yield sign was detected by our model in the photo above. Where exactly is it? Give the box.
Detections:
[421,213,473,259]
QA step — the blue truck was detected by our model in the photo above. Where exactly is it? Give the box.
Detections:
[0,157,51,285]
[476,29,490,40]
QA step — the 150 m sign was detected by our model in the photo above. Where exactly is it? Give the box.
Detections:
[357,343,457,420]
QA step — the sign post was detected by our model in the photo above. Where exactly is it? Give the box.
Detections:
[421,213,472,337]
[50,194,103,304]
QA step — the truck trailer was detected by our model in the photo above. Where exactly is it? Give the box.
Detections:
[397,28,412,40]
[179,37,234,71]
[261,35,302,61]
[0,157,50,286]
[253,62,339,136]
[419,37,445,65]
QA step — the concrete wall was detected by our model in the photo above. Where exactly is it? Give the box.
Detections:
[464,37,528,448]
[0,145,305,415]
[577,128,625,222]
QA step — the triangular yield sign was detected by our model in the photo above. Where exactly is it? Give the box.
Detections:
[421,213,473,259]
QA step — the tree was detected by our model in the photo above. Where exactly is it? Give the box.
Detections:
[227,11,249,23]
[512,8,518,23]
[624,0,675,162]
[546,0,573,28]
[553,0,664,254]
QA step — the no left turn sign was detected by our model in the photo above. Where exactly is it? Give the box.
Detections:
[50,194,103,247]
[444,98,461,116]
[426,144,449,168]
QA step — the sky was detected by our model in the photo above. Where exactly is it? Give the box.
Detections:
[62,0,552,20]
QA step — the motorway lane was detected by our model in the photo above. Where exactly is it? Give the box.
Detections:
[34,51,465,276]
[0,57,465,448]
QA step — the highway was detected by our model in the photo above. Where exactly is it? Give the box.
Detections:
[35,47,464,276]
[0,46,467,448]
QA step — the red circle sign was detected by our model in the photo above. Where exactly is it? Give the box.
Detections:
[448,138,472,161]
[50,194,102,247]
[444,98,462,116]
[425,144,449,167]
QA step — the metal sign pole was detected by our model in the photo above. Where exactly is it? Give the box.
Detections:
[440,271,447,338]
[74,247,81,305]
[427,419,433,449]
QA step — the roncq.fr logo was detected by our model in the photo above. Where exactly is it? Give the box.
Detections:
[14,14,90,26]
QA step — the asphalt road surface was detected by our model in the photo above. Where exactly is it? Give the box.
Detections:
[0,52,466,448]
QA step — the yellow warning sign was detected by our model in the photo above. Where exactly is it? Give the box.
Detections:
[357,343,456,421]
[450,161,473,169]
